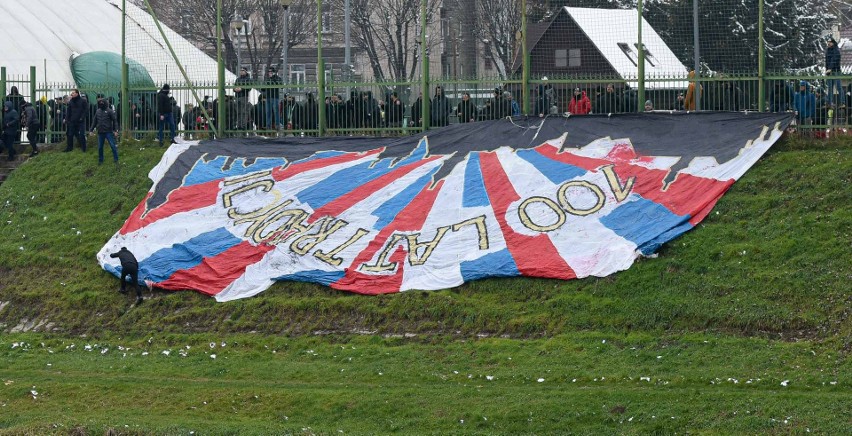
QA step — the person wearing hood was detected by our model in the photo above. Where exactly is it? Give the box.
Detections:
[793,81,816,127]
[21,101,40,157]
[156,84,176,146]
[568,88,591,115]
[92,98,119,167]
[644,99,654,112]
[825,37,842,107]
[456,92,478,123]
[5,86,25,114]
[2,101,20,161]
[63,89,88,152]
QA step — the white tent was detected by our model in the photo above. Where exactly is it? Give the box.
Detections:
[0,0,234,88]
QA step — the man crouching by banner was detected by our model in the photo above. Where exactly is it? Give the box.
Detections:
[110,247,143,305]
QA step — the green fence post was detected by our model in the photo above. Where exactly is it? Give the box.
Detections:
[216,0,226,138]
[29,66,36,104]
[1,67,6,101]
[317,0,326,136]
[121,0,130,137]
[758,0,765,112]
[637,0,645,112]
[421,0,430,130]
[521,0,529,115]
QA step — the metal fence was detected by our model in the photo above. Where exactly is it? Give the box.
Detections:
[1,0,846,141]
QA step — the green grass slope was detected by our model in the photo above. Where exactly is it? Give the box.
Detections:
[0,135,848,340]
[0,134,849,434]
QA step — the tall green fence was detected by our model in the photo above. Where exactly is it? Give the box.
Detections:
[3,0,846,141]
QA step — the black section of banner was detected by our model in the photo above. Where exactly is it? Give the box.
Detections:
[147,112,793,211]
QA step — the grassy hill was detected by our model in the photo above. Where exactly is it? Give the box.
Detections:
[0,133,849,434]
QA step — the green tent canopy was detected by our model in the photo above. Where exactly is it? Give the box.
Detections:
[70,51,154,103]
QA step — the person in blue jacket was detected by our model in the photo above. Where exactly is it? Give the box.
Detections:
[793,81,816,127]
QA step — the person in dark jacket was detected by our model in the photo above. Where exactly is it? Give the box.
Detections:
[386,91,405,134]
[825,37,842,107]
[5,86,25,115]
[410,92,423,128]
[456,92,477,123]
[234,67,253,131]
[595,83,622,114]
[92,98,119,166]
[21,102,40,157]
[110,247,143,305]
[156,84,176,146]
[430,85,451,127]
[3,101,20,161]
[263,67,282,130]
[63,89,88,152]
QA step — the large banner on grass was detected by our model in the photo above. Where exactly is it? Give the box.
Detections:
[98,112,791,301]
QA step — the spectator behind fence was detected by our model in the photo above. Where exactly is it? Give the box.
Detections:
[182,103,196,139]
[156,84,176,146]
[793,81,816,126]
[504,91,520,117]
[234,67,252,131]
[672,92,685,111]
[430,86,451,127]
[387,92,405,130]
[6,86,25,114]
[825,37,842,107]
[684,70,701,111]
[644,99,654,112]
[410,92,423,128]
[769,80,794,112]
[595,83,621,114]
[263,67,282,130]
[456,92,477,123]
[568,88,591,115]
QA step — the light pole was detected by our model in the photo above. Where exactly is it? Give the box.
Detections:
[279,0,291,84]
[230,16,244,71]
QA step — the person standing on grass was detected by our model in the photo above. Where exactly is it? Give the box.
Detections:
[110,247,143,305]
[92,98,119,167]
[2,101,20,161]
[157,84,176,146]
[63,89,88,152]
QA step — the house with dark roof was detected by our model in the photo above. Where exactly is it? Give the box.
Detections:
[514,7,688,89]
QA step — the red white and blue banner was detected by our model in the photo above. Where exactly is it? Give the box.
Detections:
[98,113,792,301]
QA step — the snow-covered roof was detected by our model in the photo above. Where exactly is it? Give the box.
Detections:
[564,7,688,88]
[0,0,233,86]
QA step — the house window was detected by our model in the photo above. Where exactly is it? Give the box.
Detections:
[618,43,638,66]
[555,49,567,68]
[569,49,581,67]
[322,10,333,33]
[290,64,305,90]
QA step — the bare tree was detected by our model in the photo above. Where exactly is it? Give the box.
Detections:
[327,0,442,82]
[144,0,314,79]
[471,0,523,79]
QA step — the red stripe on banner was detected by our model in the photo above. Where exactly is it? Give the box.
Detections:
[331,180,446,295]
[311,156,442,221]
[119,192,153,235]
[478,152,576,280]
[121,181,221,234]
[535,144,733,220]
[271,148,386,182]
[157,241,275,296]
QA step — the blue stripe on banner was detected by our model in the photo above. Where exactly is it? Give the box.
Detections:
[275,270,346,286]
[297,150,348,163]
[295,139,430,210]
[463,153,490,207]
[637,221,694,255]
[599,196,691,255]
[139,228,242,283]
[372,167,439,229]
[516,149,588,184]
[184,157,288,186]
[460,248,520,282]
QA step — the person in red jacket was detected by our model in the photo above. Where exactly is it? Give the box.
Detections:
[568,87,591,115]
